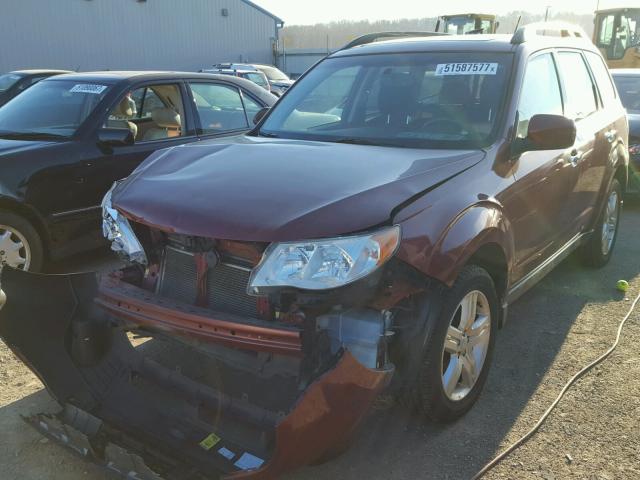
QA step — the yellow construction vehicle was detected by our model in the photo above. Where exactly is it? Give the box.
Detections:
[593,8,640,69]
[435,13,498,35]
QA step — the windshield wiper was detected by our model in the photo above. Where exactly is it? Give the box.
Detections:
[333,137,409,148]
[0,131,69,141]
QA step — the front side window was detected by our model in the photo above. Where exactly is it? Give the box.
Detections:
[260,52,513,149]
[516,53,563,139]
[612,75,640,113]
[189,83,249,134]
[556,52,597,120]
[104,84,184,142]
[0,80,111,138]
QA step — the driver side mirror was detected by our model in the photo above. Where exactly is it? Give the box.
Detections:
[97,128,134,147]
[513,114,576,156]
[253,107,270,125]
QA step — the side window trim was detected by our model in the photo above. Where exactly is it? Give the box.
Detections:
[238,89,264,126]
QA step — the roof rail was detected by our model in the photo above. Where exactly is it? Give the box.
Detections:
[511,21,589,44]
[340,31,448,51]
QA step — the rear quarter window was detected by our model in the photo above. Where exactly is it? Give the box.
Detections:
[584,51,617,106]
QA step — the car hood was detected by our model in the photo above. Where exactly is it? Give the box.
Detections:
[112,136,484,241]
[0,138,56,156]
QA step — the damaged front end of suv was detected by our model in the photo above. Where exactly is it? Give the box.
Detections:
[0,171,447,479]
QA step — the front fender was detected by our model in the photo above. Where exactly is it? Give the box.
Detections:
[397,201,514,289]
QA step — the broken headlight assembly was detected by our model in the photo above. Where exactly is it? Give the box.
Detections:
[249,226,400,293]
[101,183,147,265]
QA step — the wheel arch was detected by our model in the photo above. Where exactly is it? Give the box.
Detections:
[0,196,51,256]
[426,202,514,325]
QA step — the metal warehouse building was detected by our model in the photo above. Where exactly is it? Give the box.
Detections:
[0,0,284,72]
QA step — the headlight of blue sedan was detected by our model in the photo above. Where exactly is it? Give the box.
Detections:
[101,183,147,265]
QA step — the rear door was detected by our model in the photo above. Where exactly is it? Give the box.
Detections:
[555,50,615,233]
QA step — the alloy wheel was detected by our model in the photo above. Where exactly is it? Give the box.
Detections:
[601,190,619,256]
[441,290,491,401]
[0,225,31,270]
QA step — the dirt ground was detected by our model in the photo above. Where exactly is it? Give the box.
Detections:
[1,205,640,480]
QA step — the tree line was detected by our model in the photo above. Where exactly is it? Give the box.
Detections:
[280,10,595,50]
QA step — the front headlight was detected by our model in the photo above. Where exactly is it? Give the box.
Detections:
[102,183,147,265]
[248,226,400,293]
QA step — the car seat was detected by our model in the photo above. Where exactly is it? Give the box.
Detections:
[142,108,181,141]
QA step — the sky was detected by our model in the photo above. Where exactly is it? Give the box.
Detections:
[254,0,632,25]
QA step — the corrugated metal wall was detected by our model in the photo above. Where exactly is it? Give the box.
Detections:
[0,0,279,72]
[277,48,330,78]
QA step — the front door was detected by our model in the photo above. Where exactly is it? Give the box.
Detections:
[503,51,581,282]
[59,83,195,253]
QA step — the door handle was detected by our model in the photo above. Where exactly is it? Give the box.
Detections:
[605,130,617,143]
[569,149,582,167]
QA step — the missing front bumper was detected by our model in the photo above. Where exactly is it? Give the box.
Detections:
[0,268,393,479]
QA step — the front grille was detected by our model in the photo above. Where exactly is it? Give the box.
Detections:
[158,246,258,318]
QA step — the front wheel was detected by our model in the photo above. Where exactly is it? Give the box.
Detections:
[416,265,498,422]
[0,211,44,272]
[580,178,622,268]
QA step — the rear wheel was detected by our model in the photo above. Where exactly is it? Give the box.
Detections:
[0,211,44,272]
[415,265,498,422]
[580,178,621,268]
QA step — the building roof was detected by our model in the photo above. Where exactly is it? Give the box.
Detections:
[240,0,284,26]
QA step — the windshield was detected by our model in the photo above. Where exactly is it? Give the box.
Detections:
[260,52,512,149]
[0,73,23,92]
[259,66,289,81]
[613,75,640,113]
[0,79,111,138]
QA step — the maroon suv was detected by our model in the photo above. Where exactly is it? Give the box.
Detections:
[0,24,629,480]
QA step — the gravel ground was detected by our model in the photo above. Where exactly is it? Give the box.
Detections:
[1,205,639,480]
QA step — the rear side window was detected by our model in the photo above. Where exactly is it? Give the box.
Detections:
[516,53,563,139]
[584,51,617,106]
[556,52,597,120]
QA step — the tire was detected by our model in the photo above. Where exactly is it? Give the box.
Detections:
[580,178,622,268]
[0,210,44,272]
[416,265,498,422]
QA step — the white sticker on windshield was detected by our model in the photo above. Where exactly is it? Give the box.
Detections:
[69,84,108,94]
[435,63,498,76]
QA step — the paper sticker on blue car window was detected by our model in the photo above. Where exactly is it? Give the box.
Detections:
[234,452,265,470]
[435,63,498,76]
[218,447,236,460]
[69,84,108,94]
